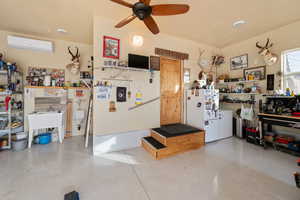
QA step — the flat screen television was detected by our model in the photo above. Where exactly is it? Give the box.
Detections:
[128,54,149,69]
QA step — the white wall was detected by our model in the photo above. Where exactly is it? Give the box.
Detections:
[0,30,93,82]
[218,20,300,93]
[93,16,221,136]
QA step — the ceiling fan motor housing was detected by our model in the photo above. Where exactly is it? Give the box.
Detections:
[133,2,152,20]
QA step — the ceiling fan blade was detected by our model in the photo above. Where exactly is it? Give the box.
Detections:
[152,4,190,16]
[110,0,133,8]
[139,0,151,5]
[115,15,137,28]
[144,16,159,34]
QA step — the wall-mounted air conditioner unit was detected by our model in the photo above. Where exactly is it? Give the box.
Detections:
[7,35,54,53]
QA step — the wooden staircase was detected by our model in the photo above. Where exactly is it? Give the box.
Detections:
[142,124,205,160]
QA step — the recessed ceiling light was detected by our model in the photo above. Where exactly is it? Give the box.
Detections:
[233,20,246,28]
[57,28,67,33]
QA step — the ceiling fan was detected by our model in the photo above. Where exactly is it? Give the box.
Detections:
[111,0,190,34]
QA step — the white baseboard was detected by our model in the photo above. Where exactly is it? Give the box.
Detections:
[93,130,150,155]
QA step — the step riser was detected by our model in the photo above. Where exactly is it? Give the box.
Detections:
[166,132,205,146]
[151,131,167,145]
[158,143,203,159]
[142,139,158,159]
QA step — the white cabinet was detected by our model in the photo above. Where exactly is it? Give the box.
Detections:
[218,111,233,140]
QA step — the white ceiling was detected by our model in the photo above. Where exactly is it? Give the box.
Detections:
[0,0,300,48]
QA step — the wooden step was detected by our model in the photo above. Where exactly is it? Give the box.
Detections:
[151,130,205,146]
[142,124,206,160]
[142,133,205,160]
[142,137,167,160]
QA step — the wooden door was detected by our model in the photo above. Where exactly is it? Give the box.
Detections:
[160,57,183,125]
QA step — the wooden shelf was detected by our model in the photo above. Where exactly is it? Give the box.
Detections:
[25,86,90,90]
[220,93,262,95]
[221,101,255,104]
[67,87,90,90]
[264,96,296,99]
[258,113,300,120]
[25,86,64,89]
[219,79,265,85]
[102,66,150,72]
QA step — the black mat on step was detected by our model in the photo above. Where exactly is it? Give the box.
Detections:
[153,123,201,138]
[143,137,166,149]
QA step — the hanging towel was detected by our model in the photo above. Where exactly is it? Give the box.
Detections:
[240,104,254,121]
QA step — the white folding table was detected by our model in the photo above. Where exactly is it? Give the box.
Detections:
[27,112,64,148]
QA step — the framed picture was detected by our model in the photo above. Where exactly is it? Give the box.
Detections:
[230,54,248,70]
[103,36,120,59]
[244,66,266,81]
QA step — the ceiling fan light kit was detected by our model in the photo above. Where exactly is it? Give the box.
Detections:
[133,2,152,20]
[111,0,190,35]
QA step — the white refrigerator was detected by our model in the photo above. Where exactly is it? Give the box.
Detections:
[186,89,232,143]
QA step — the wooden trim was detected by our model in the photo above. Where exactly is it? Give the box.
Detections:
[180,60,184,124]
[155,48,189,60]
[65,100,73,138]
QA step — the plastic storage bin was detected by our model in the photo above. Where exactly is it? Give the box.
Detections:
[36,133,52,145]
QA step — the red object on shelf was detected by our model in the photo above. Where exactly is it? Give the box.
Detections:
[292,112,300,117]
[246,128,258,133]
[297,159,300,166]
[5,96,11,111]
[276,135,295,144]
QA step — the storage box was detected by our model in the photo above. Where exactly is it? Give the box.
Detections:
[276,135,295,145]
[288,142,300,152]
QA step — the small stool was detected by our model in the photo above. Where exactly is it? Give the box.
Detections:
[27,112,64,148]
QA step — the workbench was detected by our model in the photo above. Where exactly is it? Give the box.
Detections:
[258,113,300,148]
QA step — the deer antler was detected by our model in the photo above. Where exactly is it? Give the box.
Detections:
[75,47,80,58]
[256,42,263,49]
[265,38,270,48]
[68,47,75,59]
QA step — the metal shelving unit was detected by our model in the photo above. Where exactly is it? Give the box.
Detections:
[0,69,24,150]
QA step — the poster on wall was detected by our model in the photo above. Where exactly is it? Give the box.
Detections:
[230,54,248,70]
[96,86,112,100]
[103,36,120,59]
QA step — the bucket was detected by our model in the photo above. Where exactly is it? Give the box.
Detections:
[12,139,27,151]
[37,133,52,145]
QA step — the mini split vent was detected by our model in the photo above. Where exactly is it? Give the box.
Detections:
[7,35,54,53]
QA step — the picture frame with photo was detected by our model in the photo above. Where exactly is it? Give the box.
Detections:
[244,66,266,81]
[103,36,120,59]
[230,54,248,70]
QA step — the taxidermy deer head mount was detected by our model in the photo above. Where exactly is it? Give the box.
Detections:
[256,38,278,66]
[197,49,209,69]
[66,46,80,74]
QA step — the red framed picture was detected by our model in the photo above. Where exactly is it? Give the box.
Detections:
[103,36,120,59]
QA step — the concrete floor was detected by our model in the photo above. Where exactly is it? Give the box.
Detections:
[0,137,299,200]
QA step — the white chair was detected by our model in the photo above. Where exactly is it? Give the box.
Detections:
[27,112,64,148]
